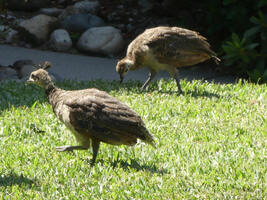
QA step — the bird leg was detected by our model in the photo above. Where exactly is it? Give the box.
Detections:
[55,145,89,152]
[91,140,100,165]
[174,70,183,93]
[141,71,156,91]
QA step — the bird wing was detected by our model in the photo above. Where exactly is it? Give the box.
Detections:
[64,89,151,145]
[145,28,217,66]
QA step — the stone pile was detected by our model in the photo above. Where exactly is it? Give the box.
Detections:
[1,0,125,56]
[0,0,189,58]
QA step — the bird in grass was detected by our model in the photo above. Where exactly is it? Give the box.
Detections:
[116,26,220,93]
[27,62,155,164]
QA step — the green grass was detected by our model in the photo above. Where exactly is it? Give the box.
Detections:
[0,79,266,199]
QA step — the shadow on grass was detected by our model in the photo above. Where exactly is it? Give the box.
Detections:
[0,78,223,112]
[184,89,221,98]
[0,82,47,111]
[111,159,168,174]
[109,81,221,99]
[145,88,221,98]
[93,158,168,175]
[0,172,35,188]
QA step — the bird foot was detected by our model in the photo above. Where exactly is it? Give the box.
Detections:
[90,159,96,166]
[55,145,74,152]
[140,84,149,92]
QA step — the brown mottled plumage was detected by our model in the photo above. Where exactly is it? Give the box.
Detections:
[116,26,220,93]
[27,62,155,164]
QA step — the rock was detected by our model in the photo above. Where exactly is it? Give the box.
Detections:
[20,65,38,80]
[12,18,24,26]
[74,0,100,15]
[77,26,125,55]
[18,14,58,45]
[0,14,16,20]
[58,1,99,20]
[10,60,35,79]
[39,8,64,17]
[5,29,19,43]
[0,66,18,81]
[10,60,61,81]
[60,13,105,33]
[57,6,80,20]
[6,0,50,11]
[11,60,35,70]
[49,29,72,51]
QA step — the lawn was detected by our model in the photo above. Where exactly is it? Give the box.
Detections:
[0,79,266,199]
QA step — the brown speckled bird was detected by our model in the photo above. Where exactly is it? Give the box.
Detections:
[116,26,220,93]
[27,62,155,164]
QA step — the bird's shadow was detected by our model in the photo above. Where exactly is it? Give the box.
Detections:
[92,158,168,175]
[86,77,220,99]
[115,82,221,99]
[0,172,35,188]
[181,88,221,98]
[149,88,220,99]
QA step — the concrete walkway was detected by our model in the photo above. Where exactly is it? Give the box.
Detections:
[0,44,236,83]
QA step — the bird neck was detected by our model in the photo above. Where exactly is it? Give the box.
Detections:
[45,82,56,96]
[128,57,141,70]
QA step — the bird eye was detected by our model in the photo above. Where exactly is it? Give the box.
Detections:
[31,74,38,80]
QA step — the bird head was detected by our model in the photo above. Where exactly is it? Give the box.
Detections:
[116,58,134,83]
[27,61,53,88]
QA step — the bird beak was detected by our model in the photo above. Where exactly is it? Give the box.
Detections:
[120,74,124,84]
[26,78,34,84]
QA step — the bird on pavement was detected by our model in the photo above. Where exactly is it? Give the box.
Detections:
[116,26,220,93]
[27,62,155,164]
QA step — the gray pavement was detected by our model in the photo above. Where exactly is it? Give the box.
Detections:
[0,44,236,83]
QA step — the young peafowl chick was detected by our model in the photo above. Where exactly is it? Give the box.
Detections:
[27,62,155,164]
[116,26,220,93]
